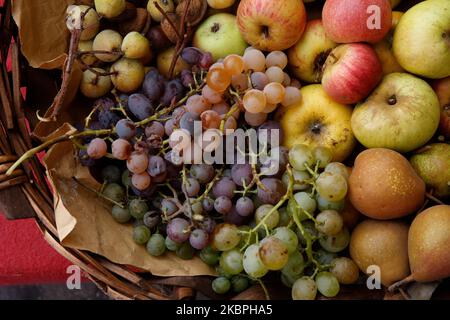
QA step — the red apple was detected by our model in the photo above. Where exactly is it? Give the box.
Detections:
[322,43,382,104]
[236,0,307,51]
[432,76,450,138]
[322,0,392,43]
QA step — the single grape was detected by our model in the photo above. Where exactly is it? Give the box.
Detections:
[167,218,191,243]
[181,47,203,64]
[190,164,215,184]
[282,169,310,191]
[315,272,340,298]
[243,89,266,114]
[288,144,314,171]
[147,155,167,177]
[147,234,166,256]
[282,86,302,107]
[200,110,221,130]
[316,195,345,212]
[243,49,265,72]
[273,227,298,254]
[101,165,121,183]
[231,275,249,293]
[282,250,305,280]
[250,72,269,91]
[212,177,236,199]
[219,249,244,275]
[143,211,161,229]
[293,192,317,218]
[313,146,333,169]
[142,71,165,101]
[316,210,344,236]
[223,54,245,75]
[265,66,285,83]
[185,93,211,115]
[160,198,178,217]
[133,225,151,245]
[176,242,196,260]
[200,246,220,266]
[230,164,253,187]
[292,277,317,300]
[330,257,360,285]
[231,73,248,91]
[223,116,237,132]
[189,228,209,250]
[262,103,278,114]
[111,139,132,160]
[211,101,230,115]
[243,244,268,279]
[115,119,137,140]
[127,151,149,174]
[199,52,213,69]
[212,277,231,295]
[202,198,215,213]
[319,228,350,253]
[206,66,231,92]
[316,172,348,202]
[255,204,280,230]
[258,236,289,270]
[128,93,154,120]
[244,111,267,127]
[111,205,132,223]
[87,138,107,159]
[164,119,176,137]
[180,69,195,88]
[235,197,255,217]
[266,51,288,69]
[179,112,200,136]
[103,183,125,202]
[202,85,223,104]
[264,82,285,104]
[129,199,149,219]
[132,172,152,190]
[214,196,233,215]
[257,178,286,205]
[161,79,185,106]
[211,223,241,251]
[165,236,181,252]
[324,162,350,181]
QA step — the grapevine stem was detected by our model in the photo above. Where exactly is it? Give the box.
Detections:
[257,279,271,301]
[72,177,125,208]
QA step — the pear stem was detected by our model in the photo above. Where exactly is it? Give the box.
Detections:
[388,274,415,292]
[425,192,444,205]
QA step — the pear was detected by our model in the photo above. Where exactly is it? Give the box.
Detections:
[410,143,450,198]
[350,219,410,287]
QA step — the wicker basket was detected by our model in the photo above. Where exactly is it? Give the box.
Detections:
[0,0,448,301]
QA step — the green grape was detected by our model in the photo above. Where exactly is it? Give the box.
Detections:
[316,210,344,236]
[273,227,298,254]
[243,244,268,279]
[319,228,350,253]
[103,183,126,202]
[312,146,333,169]
[231,275,249,293]
[200,246,220,266]
[102,165,122,183]
[281,272,297,288]
[316,195,345,212]
[282,169,310,191]
[212,277,231,294]
[315,271,340,297]
[277,207,291,227]
[176,242,196,260]
[146,234,166,256]
[295,220,319,246]
[121,170,132,187]
[216,265,233,279]
[133,225,151,244]
[111,205,131,223]
[219,249,244,275]
[255,205,279,230]
[165,236,181,251]
[281,250,305,279]
[288,144,314,171]
[129,199,149,219]
[330,257,360,285]
[291,277,317,300]
[212,223,241,251]
[324,162,350,181]
[316,172,348,202]
[293,192,317,217]
[314,249,338,265]
[238,225,256,248]
[258,236,289,270]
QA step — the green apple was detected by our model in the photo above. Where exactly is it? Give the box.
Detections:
[410,143,450,198]
[193,13,247,61]
[393,0,450,79]
[351,73,441,153]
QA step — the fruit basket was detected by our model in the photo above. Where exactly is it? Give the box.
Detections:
[0,0,449,301]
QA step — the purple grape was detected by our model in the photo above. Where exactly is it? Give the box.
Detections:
[131,185,156,199]
[200,217,216,234]
[161,198,178,217]
[172,107,186,122]
[78,149,97,167]
[142,70,165,101]
[202,198,214,212]
[146,26,172,51]
[115,119,136,140]
[179,112,199,136]
[224,206,248,226]
[199,52,213,69]
[180,69,195,88]
[189,229,209,250]
[260,146,289,177]
[147,155,167,177]
[164,118,176,137]
[236,197,255,217]
[214,196,232,215]
[165,150,184,166]
[258,121,283,146]
[167,218,191,244]
[190,164,215,184]
[181,47,203,65]
[128,93,155,121]
[213,177,236,199]
[161,79,185,106]
[145,121,165,138]
[257,178,286,205]
[231,164,253,187]
[152,171,167,183]
[185,178,200,197]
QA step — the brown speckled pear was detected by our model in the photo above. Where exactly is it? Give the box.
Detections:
[408,205,450,282]
[350,219,410,287]
[348,148,425,219]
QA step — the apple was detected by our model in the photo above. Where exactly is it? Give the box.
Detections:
[288,19,337,83]
[322,0,392,43]
[373,11,404,76]
[393,0,450,79]
[351,73,441,153]
[322,43,382,104]
[193,13,247,62]
[157,47,190,78]
[279,84,356,162]
[432,77,450,138]
[236,0,307,51]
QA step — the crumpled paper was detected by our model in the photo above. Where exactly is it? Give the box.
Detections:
[44,125,215,277]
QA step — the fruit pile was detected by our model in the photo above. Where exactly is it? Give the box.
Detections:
[10,0,450,300]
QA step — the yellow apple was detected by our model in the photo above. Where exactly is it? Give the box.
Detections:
[157,47,190,78]
[279,85,356,162]
[373,11,404,76]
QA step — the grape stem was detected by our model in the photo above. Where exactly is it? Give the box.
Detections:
[193,167,224,204]
[72,177,125,209]
[181,165,194,221]
[257,279,271,301]
[219,102,240,133]
[112,89,131,120]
